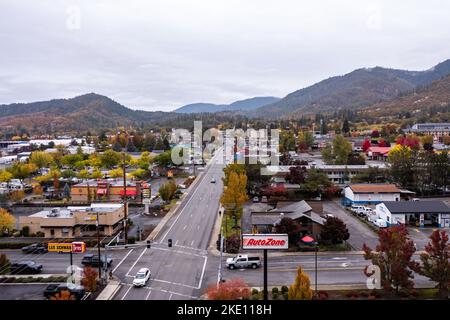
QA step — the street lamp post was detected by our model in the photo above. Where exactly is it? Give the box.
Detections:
[96,211,102,281]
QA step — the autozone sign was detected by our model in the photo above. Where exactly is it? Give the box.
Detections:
[242,234,288,250]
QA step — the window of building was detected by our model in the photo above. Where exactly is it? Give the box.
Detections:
[50,229,55,236]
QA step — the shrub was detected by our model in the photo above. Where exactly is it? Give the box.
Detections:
[272,292,279,300]
[281,285,289,294]
[282,293,288,300]
[250,293,260,300]
[225,234,241,254]
[251,288,259,295]
[272,287,279,294]
[127,236,136,244]
[35,231,45,237]
[21,226,30,237]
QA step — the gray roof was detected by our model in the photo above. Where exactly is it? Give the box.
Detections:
[382,201,450,214]
[251,200,325,226]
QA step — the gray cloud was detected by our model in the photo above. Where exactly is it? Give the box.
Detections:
[1,0,450,111]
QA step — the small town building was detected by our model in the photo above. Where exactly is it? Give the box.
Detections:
[376,201,450,228]
[250,200,325,239]
[366,146,392,161]
[343,184,401,206]
[407,123,450,138]
[19,203,125,238]
[71,179,143,203]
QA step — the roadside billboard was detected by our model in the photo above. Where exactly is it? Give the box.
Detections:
[242,234,289,250]
[47,242,86,253]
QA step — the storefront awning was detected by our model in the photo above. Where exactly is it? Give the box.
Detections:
[120,190,137,196]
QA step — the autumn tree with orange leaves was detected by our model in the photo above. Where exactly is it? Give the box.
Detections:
[205,278,251,300]
[50,290,75,300]
[81,267,98,292]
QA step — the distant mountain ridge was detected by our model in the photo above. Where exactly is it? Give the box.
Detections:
[175,96,280,113]
[253,59,450,118]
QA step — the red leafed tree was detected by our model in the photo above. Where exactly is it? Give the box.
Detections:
[378,139,390,147]
[411,230,450,298]
[362,139,371,152]
[263,184,287,197]
[396,135,420,150]
[371,130,380,138]
[286,166,306,184]
[205,278,251,300]
[81,267,98,292]
[363,225,416,295]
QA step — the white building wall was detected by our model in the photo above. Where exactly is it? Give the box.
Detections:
[376,203,405,225]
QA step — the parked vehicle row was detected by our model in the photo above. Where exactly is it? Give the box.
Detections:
[349,205,387,228]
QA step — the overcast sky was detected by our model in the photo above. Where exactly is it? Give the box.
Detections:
[1,0,450,111]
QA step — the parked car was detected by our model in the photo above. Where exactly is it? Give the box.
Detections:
[10,261,42,274]
[21,243,48,254]
[132,268,151,287]
[43,283,86,300]
[81,254,113,268]
[226,254,261,270]
[373,219,388,228]
[252,196,259,203]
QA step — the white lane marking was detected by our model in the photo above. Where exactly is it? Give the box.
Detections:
[175,240,179,246]
[145,290,152,300]
[154,245,205,257]
[196,256,208,289]
[151,278,196,289]
[183,225,187,230]
[169,293,173,300]
[190,214,193,218]
[191,240,195,247]
[112,249,134,273]
[160,167,209,242]
[126,248,147,277]
[197,225,200,230]
[121,282,199,299]
[121,285,133,300]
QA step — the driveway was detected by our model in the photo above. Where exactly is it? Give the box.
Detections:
[323,201,379,250]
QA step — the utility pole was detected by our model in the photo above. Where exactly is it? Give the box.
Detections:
[218,227,224,287]
[96,211,102,281]
[122,152,128,244]
[263,249,268,301]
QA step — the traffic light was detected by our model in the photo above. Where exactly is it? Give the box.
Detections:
[146,240,151,249]
[168,239,172,247]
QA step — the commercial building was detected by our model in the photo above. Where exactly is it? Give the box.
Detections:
[407,123,450,138]
[70,179,143,203]
[343,184,401,206]
[19,203,125,238]
[366,146,392,161]
[376,201,450,228]
[262,164,389,185]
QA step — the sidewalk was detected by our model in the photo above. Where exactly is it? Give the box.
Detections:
[96,279,121,300]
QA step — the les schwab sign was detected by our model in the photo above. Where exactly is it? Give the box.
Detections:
[242,234,288,250]
[48,242,86,253]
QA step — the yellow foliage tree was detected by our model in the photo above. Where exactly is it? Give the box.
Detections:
[220,171,248,224]
[0,208,16,236]
[0,170,13,183]
[288,266,313,300]
[9,190,25,203]
[108,168,124,178]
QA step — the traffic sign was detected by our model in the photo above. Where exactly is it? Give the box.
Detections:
[142,198,151,205]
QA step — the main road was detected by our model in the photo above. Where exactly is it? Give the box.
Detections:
[112,148,225,300]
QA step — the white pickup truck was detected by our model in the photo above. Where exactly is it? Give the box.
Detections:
[226,254,261,270]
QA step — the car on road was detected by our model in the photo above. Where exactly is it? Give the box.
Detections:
[21,243,48,254]
[226,254,261,270]
[252,196,259,203]
[43,283,86,300]
[210,177,216,183]
[10,261,43,275]
[81,254,113,268]
[132,268,151,287]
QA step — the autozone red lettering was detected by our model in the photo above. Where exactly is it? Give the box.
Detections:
[245,238,286,247]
